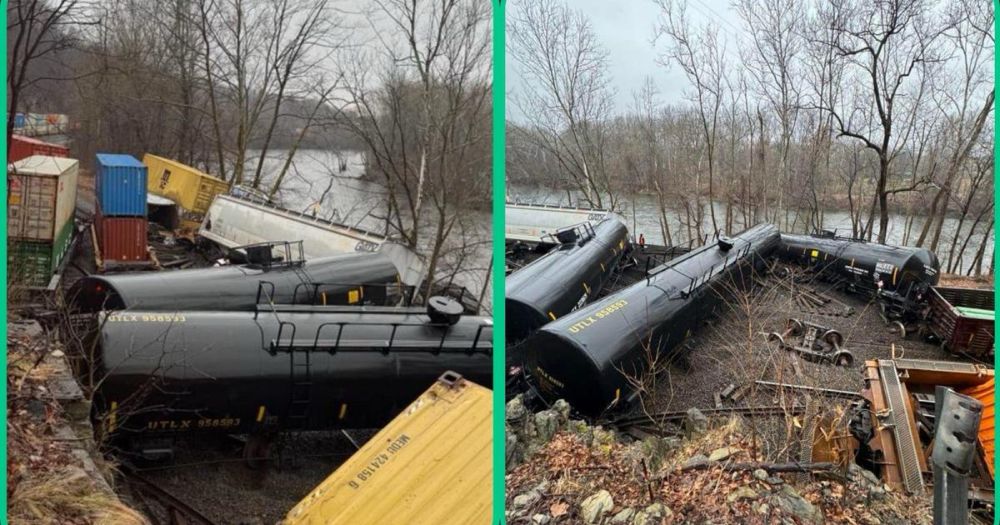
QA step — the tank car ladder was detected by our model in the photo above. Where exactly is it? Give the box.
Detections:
[254,281,315,429]
[282,321,313,428]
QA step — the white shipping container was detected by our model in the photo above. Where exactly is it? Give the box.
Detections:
[8,155,79,242]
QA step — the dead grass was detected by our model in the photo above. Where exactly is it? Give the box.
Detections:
[9,468,148,525]
[8,323,148,525]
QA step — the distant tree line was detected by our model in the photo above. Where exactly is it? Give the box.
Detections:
[508,0,993,275]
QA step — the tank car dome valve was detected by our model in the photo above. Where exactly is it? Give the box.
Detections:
[427,296,463,325]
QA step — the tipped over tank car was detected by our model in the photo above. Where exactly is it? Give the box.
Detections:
[506,218,630,344]
[522,223,780,417]
[777,233,940,307]
[92,299,492,456]
[69,242,404,313]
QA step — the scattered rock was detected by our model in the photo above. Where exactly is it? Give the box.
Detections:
[683,454,710,469]
[568,419,594,443]
[25,399,46,419]
[683,408,709,439]
[534,410,561,442]
[753,469,769,481]
[552,399,571,420]
[727,486,759,503]
[506,396,527,421]
[530,514,550,524]
[767,476,784,485]
[754,503,770,515]
[592,427,617,448]
[708,446,742,462]
[642,503,672,521]
[580,490,614,524]
[513,489,542,510]
[506,432,521,466]
[772,485,823,524]
[639,436,679,470]
[610,507,635,523]
[51,349,65,358]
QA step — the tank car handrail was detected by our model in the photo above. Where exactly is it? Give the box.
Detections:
[506,201,610,213]
[270,319,492,356]
[274,320,297,352]
[254,281,278,319]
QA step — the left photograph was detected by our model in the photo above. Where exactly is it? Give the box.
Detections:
[6,0,493,524]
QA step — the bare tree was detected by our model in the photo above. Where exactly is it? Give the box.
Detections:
[734,0,804,230]
[653,0,727,235]
[339,0,492,297]
[813,0,944,243]
[913,0,994,250]
[7,0,81,149]
[508,0,616,209]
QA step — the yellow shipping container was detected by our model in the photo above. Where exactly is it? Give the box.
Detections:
[282,372,491,525]
[143,154,228,226]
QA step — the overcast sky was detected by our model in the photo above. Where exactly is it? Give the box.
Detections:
[506,0,743,122]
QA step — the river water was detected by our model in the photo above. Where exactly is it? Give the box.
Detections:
[509,184,994,275]
[246,149,493,311]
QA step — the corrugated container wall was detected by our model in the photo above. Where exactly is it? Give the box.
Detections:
[281,374,491,525]
[9,240,59,287]
[143,153,228,225]
[95,210,148,261]
[960,377,995,477]
[96,153,147,216]
[9,135,70,162]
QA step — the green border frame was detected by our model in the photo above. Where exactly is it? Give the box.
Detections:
[492,1,506,523]
[2,0,8,520]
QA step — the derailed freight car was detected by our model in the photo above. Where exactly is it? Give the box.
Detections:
[93,303,492,446]
[281,372,490,525]
[523,223,780,417]
[506,218,630,343]
[778,233,940,301]
[69,249,403,312]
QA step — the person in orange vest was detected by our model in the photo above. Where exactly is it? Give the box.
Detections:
[638,233,646,250]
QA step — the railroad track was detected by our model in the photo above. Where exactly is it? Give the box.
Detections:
[121,465,216,525]
[611,404,808,429]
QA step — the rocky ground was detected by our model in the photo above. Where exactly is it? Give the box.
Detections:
[506,400,932,524]
[7,318,145,525]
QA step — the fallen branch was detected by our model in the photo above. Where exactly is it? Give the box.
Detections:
[679,461,837,474]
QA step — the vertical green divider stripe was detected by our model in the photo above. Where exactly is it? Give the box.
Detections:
[2,0,8,516]
[492,1,506,523]
[993,0,998,498]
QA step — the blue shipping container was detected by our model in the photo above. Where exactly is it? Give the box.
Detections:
[96,153,147,216]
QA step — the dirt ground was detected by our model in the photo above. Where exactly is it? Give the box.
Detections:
[641,267,972,416]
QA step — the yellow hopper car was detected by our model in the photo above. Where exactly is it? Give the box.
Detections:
[282,372,491,525]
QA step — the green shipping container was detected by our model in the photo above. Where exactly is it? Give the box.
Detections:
[8,220,74,287]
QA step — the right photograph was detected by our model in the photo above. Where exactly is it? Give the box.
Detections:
[503,0,994,523]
